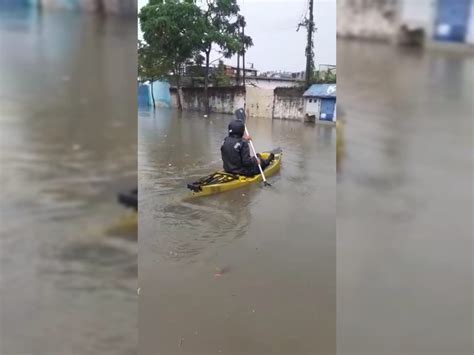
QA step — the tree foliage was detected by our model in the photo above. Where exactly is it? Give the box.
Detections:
[138,40,169,83]
[139,0,206,109]
[138,0,253,111]
[311,70,336,84]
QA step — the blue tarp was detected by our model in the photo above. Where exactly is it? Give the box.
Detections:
[151,80,171,107]
[303,84,336,98]
[137,83,152,107]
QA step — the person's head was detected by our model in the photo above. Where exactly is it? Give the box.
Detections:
[228,119,245,138]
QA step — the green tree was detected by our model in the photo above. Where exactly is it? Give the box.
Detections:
[138,40,170,108]
[198,0,243,115]
[212,60,231,86]
[233,15,253,85]
[311,70,336,84]
[139,0,205,110]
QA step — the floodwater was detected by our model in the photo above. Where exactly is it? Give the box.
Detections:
[0,6,137,355]
[337,40,473,354]
[139,108,336,354]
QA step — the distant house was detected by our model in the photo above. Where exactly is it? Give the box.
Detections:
[303,84,337,122]
[338,0,474,46]
[223,65,258,77]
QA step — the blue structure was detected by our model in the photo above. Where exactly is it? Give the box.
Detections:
[434,0,472,42]
[151,80,171,107]
[0,0,37,6]
[137,83,152,107]
[303,84,336,122]
[137,81,171,108]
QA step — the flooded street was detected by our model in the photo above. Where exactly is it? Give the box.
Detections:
[139,109,336,354]
[337,40,473,354]
[0,7,137,355]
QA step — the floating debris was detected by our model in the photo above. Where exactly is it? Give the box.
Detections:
[214,265,230,278]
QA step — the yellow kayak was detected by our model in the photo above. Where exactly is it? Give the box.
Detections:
[187,148,282,197]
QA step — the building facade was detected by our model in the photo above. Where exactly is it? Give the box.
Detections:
[338,0,474,47]
[303,84,337,123]
[38,0,137,15]
[400,0,474,45]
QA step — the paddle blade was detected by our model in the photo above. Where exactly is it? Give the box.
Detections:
[234,108,246,123]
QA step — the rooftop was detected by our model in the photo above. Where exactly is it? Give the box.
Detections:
[303,84,336,98]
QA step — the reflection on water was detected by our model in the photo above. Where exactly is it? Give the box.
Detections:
[0,6,137,355]
[139,108,336,354]
[337,40,473,354]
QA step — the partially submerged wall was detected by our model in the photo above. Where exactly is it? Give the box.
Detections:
[246,86,274,119]
[337,0,399,41]
[151,81,171,108]
[170,87,245,114]
[137,83,151,107]
[272,87,305,121]
[167,85,318,122]
[39,0,137,15]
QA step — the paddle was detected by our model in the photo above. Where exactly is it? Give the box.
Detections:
[234,108,271,187]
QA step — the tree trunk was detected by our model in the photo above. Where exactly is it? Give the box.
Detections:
[204,49,210,115]
[176,74,183,111]
[150,78,156,109]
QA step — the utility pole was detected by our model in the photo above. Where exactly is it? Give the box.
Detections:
[242,16,246,87]
[298,0,315,86]
[236,54,240,86]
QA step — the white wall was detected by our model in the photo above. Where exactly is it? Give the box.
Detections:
[246,78,301,90]
[400,0,474,45]
[41,0,136,14]
[246,87,274,118]
[305,98,320,117]
[399,0,434,31]
[467,0,474,44]
[337,0,399,41]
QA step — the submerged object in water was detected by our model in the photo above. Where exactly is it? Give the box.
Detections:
[118,188,137,210]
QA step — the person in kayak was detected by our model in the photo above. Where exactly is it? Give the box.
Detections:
[221,119,274,176]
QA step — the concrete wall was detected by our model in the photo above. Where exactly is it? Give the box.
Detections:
[337,0,399,41]
[245,86,274,118]
[467,0,474,44]
[39,0,137,15]
[340,0,474,47]
[305,97,321,117]
[272,88,305,121]
[399,0,433,31]
[170,87,245,114]
[245,77,303,89]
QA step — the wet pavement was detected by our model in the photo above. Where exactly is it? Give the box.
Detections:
[337,40,473,354]
[139,108,336,354]
[0,7,137,355]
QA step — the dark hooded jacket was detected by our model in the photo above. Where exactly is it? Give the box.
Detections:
[221,119,257,175]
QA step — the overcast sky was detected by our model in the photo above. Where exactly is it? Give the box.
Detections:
[138,0,336,72]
